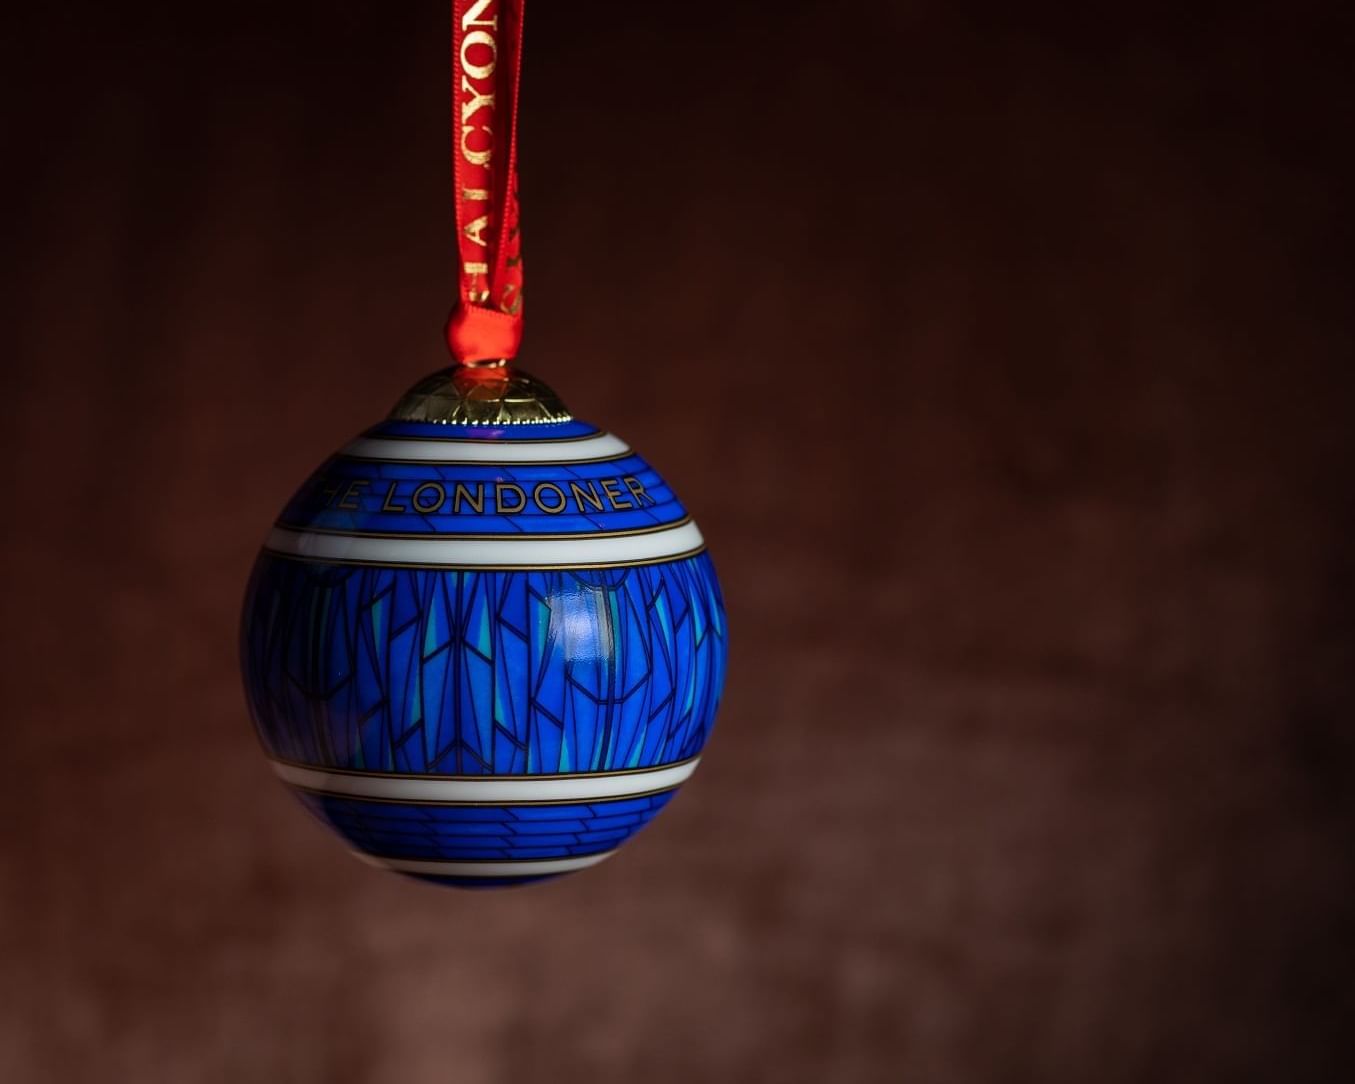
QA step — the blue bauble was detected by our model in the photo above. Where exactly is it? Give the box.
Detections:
[240,365,727,888]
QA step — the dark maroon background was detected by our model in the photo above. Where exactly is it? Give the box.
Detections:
[3,3,1353,1081]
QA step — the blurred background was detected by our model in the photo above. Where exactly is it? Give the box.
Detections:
[2,2,1353,1081]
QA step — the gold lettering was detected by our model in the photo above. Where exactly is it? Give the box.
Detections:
[532,482,567,514]
[569,480,605,513]
[460,75,494,126]
[622,475,655,507]
[461,188,491,202]
[460,29,497,80]
[463,214,491,247]
[337,479,369,511]
[495,482,527,514]
[412,482,446,514]
[381,483,406,513]
[600,478,633,510]
[452,482,485,514]
[460,125,493,168]
[461,0,498,31]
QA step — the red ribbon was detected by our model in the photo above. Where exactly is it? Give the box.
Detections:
[445,0,526,363]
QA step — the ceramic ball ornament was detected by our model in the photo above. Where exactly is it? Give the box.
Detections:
[239,1,727,888]
[241,365,727,887]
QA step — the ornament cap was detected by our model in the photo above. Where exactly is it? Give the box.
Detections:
[388,364,571,426]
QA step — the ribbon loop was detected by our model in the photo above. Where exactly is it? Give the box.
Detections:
[446,0,526,363]
[443,303,522,363]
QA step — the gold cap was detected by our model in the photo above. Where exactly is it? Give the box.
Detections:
[388,362,572,426]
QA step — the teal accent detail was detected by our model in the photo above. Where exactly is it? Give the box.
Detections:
[371,595,386,648]
[424,603,440,656]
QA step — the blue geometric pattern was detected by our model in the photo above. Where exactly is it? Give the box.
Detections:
[295,790,675,862]
[240,408,728,887]
[242,553,726,776]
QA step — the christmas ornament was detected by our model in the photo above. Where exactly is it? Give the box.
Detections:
[239,0,727,888]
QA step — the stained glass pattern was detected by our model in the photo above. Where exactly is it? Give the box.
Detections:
[242,553,726,777]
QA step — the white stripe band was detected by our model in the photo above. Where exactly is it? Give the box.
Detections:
[273,757,700,803]
[355,851,616,878]
[264,519,704,568]
[342,432,631,463]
